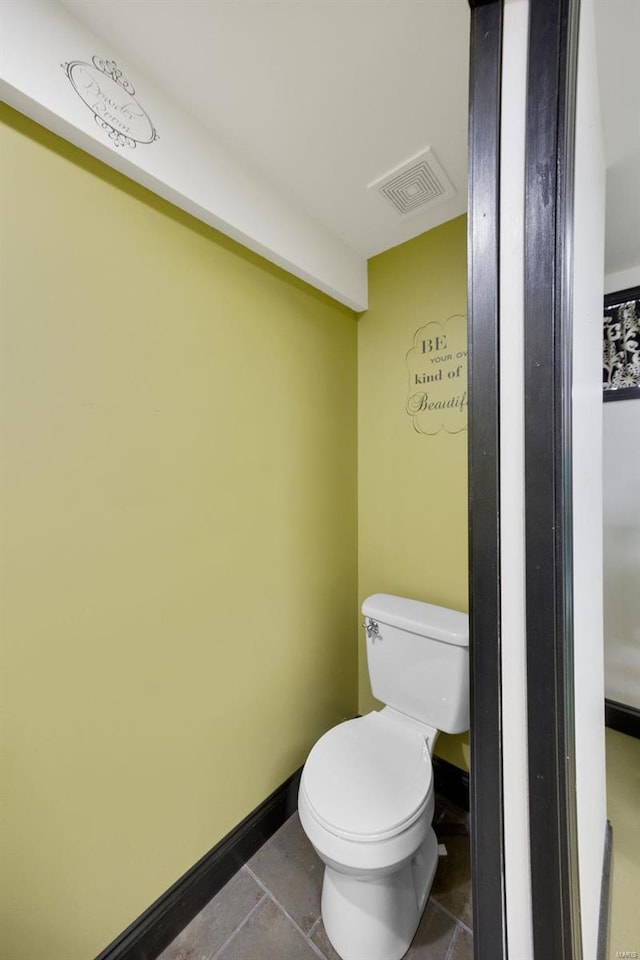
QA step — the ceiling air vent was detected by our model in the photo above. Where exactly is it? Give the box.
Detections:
[369,148,456,217]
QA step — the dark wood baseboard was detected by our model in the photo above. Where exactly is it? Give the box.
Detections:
[597,820,613,960]
[94,767,302,960]
[605,698,640,739]
[432,755,470,812]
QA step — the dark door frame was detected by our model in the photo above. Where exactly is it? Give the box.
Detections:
[523,0,583,957]
[468,0,584,957]
[467,2,507,959]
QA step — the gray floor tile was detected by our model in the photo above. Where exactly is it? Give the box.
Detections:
[448,925,473,960]
[434,796,470,836]
[157,868,264,960]
[310,920,341,960]
[430,836,472,928]
[216,897,320,960]
[405,899,458,960]
[247,812,323,934]
[157,798,471,960]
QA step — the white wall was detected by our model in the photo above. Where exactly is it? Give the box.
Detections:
[572,1,607,952]
[602,266,640,709]
[602,259,640,710]
[605,265,640,296]
[603,397,640,708]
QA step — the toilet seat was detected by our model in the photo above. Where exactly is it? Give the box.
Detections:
[300,712,433,843]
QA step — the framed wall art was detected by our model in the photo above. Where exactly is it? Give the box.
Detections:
[603,285,640,402]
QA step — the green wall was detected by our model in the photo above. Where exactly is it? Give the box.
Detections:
[358,216,470,771]
[0,105,358,960]
[1,104,470,960]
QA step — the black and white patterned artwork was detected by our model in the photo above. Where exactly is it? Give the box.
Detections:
[603,290,640,398]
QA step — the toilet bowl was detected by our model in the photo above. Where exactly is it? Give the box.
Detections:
[299,709,439,960]
[299,594,469,960]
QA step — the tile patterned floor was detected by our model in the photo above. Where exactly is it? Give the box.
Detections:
[158,794,472,960]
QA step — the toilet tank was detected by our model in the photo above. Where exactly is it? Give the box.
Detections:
[362,594,469,734]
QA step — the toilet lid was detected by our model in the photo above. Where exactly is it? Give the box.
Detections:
[301,713,433,842]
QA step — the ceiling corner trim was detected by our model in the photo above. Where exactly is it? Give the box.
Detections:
[0,0,367,312]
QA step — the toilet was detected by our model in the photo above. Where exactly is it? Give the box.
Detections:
[298,593,469,960]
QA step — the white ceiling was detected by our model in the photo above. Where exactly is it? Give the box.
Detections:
[60,0,638,271]
[59,0,469,259]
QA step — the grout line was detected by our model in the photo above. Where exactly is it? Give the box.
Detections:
[304,935,328,960]
[429,895,473,935]
[443,923,462,960]
[243,865,328,959]
[303,916,329,960]
[209,892,268,960]
[306,916,322,939]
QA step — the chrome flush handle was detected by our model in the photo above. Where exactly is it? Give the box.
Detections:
[363,618,380,640]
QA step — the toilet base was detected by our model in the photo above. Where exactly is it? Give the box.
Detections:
[320,827,439,960]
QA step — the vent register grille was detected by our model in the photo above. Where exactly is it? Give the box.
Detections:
[369,148,456,217]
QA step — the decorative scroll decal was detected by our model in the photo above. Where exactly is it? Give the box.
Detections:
[61,57,158,149]
[406,314,468,436]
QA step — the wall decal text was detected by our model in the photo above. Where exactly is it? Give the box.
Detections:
[406,314,468,435]
[62,57,158,149]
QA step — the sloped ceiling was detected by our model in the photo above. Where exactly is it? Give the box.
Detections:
[57,0,640,272]
[60,0,469,259]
